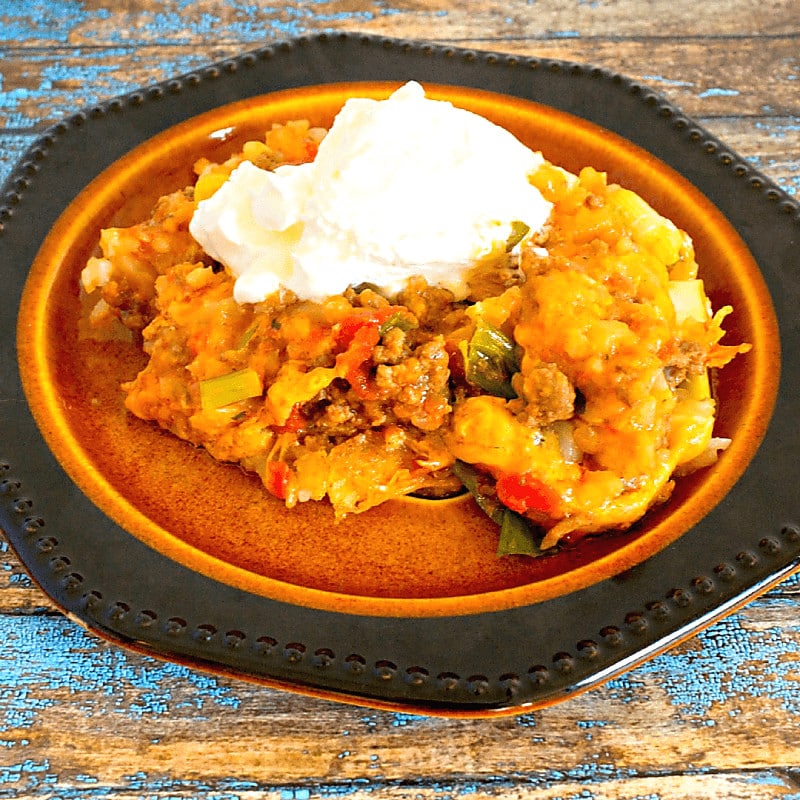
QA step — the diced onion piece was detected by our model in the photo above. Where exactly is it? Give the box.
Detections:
[81,257,113,292]
[668,279,710,323]
[199,368,263,410]
[609,186,684,265]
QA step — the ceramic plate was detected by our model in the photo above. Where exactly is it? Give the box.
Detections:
[2,33,799,716]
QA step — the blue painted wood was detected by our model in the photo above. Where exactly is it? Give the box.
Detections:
[0,0,410,46]
[0,47,225,130]
[0,605,798,793]
[0,606,793,726]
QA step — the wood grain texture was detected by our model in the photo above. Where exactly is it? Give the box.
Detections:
[1,0,798,797]
[0,0,798,46]
[0,598,798,797]
[1,38,799,128]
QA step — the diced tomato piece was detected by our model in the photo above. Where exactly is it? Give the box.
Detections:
[264,461,293,500]
[348,323,381,361]
[273,405,306,434]
[334,307,396,349]
[345,362,373,398]
[333,309,400,399]
[496,473,561,516]
[331,305,412,398]
[334,314,370,349]
[337,325,380,399]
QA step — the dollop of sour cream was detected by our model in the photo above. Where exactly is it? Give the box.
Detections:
[189,81,552,304]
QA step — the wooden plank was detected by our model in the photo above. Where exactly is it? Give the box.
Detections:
[0,0,798,47]
[0,599,798,785]
[704,117,800,198]
[481,37,800,118]
[2,774,800,800]
[0,46,235,130]
[0,36,799,130]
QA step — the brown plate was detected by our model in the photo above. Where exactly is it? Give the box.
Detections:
[2,34,799,715]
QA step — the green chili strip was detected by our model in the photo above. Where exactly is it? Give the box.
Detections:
[461,321,520,399]
[496,509,543,557]
[452,460,503,523]
[452,460,543,558]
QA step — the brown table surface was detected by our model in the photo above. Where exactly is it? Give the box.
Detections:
[1,2,799,798]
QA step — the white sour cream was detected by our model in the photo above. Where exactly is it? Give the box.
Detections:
[189,81,552,304]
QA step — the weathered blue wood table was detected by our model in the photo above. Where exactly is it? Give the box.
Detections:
[1,1,799,797]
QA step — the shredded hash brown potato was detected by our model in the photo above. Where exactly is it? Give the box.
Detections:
[80,119,750,555]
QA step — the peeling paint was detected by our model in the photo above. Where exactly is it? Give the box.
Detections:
[390,712,422,727]
[697,87,741,98]
[605,608,800,719]
[754,119,800,137]
[0,0,406,46]
[0,1,113,43]
[0,616,241,744]
[0,607,797,792]
[0,47,218,128]
[642,74,695,88]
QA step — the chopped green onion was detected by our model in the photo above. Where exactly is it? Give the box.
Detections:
[452,460,543,558]
[462,321,520,399]
[199,367,263,410]
[506,220,531,252]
